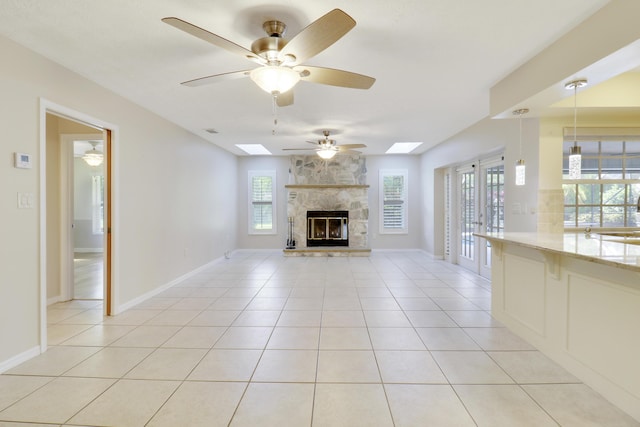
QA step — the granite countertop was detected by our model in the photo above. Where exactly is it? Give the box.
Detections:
[476,231,640,272]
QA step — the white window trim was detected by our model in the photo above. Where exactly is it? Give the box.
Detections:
[248,170,277,235]
[379,169,408,235]
[91,174,104,235]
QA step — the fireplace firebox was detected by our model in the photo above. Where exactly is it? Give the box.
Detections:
[307,210,348,247]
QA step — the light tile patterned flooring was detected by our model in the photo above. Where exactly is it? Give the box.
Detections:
[73,252,103,300]
[1,251,638,426]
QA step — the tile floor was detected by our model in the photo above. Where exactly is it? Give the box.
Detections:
[1,251,638,426]
[73,252,103,300]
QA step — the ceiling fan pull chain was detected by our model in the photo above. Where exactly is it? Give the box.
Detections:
[271,94,278,135]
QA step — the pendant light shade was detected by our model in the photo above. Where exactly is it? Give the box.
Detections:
[515,159,526,186]
[565,79,587,179]
[513,108,529,186]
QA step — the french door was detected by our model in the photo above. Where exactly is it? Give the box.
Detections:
[457,159,504,279]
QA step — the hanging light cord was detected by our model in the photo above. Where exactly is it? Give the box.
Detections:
[271,94,279,136]
[518,112,523,158]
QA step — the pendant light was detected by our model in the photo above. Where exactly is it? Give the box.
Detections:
[513,108,529,186]
[565,79,587,179]
[82,141,103,167]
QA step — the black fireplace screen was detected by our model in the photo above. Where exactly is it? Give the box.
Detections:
[307,210,348,247]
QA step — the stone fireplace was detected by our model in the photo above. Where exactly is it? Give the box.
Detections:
[285,155,369,253]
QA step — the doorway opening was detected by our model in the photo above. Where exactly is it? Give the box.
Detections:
[41,99,116,351]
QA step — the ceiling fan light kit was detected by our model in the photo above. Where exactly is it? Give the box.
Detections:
[249,65,300,95]
[162,8,375,109]
[317,148,338,159]
[282,130,366,159]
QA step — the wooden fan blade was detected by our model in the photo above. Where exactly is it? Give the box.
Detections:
[295,65,375,89]
[337,149,362,155]
[338,144,367,150]
[162,17,264,64]
[278,9,355,66]
[181,70,251,87]
[276,90,294,107]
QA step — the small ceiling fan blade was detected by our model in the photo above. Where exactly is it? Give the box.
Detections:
[279,9,355,66]
[276,90,294,107]
[181,70,251,87]
[337,149,362,155]
[338,144,366,150]
[162,17,264,64]
[295,65,375,89]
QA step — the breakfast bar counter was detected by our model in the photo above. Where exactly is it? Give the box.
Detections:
[476,231,640,421]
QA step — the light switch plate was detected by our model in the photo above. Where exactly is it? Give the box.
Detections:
[17,192,34,209]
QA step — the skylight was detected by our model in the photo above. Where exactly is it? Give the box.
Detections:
[235,144,272,155]
[386,142,423,154]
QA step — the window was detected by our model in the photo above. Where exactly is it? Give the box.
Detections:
[248,170,276,234]
[563,134,640,228]
[91,175,104,234]
[484,165,505,234]
[380,169,408,234]
[459,169,475,258]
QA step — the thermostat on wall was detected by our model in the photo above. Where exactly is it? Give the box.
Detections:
[14,152,32,169]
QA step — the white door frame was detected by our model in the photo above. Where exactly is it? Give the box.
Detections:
[39,98,119,352]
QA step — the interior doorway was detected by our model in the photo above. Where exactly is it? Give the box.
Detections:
[42,102,114,329]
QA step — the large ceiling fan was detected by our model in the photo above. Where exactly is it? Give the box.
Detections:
[283,130,366,159]
[162,9,375,106]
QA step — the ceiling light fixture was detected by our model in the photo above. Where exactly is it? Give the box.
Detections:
[249,66,300,96]
[317,148,337,160]
[565,79,587,180]
[82,141,103,167]
[513,108,529,186]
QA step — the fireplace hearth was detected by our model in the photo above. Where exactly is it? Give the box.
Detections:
[307,210,348,247]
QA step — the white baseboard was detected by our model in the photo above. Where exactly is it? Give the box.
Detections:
[47,295,63,306]
[0,346,41,374]
[112,255,228,315]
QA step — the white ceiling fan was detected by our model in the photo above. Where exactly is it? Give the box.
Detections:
[283,130,366,159]
[162,9,375,106]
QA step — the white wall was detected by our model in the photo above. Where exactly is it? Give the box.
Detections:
[419,117,540,257]
[0,34,238,369]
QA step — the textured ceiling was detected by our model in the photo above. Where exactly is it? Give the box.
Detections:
[0,0,611,155]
